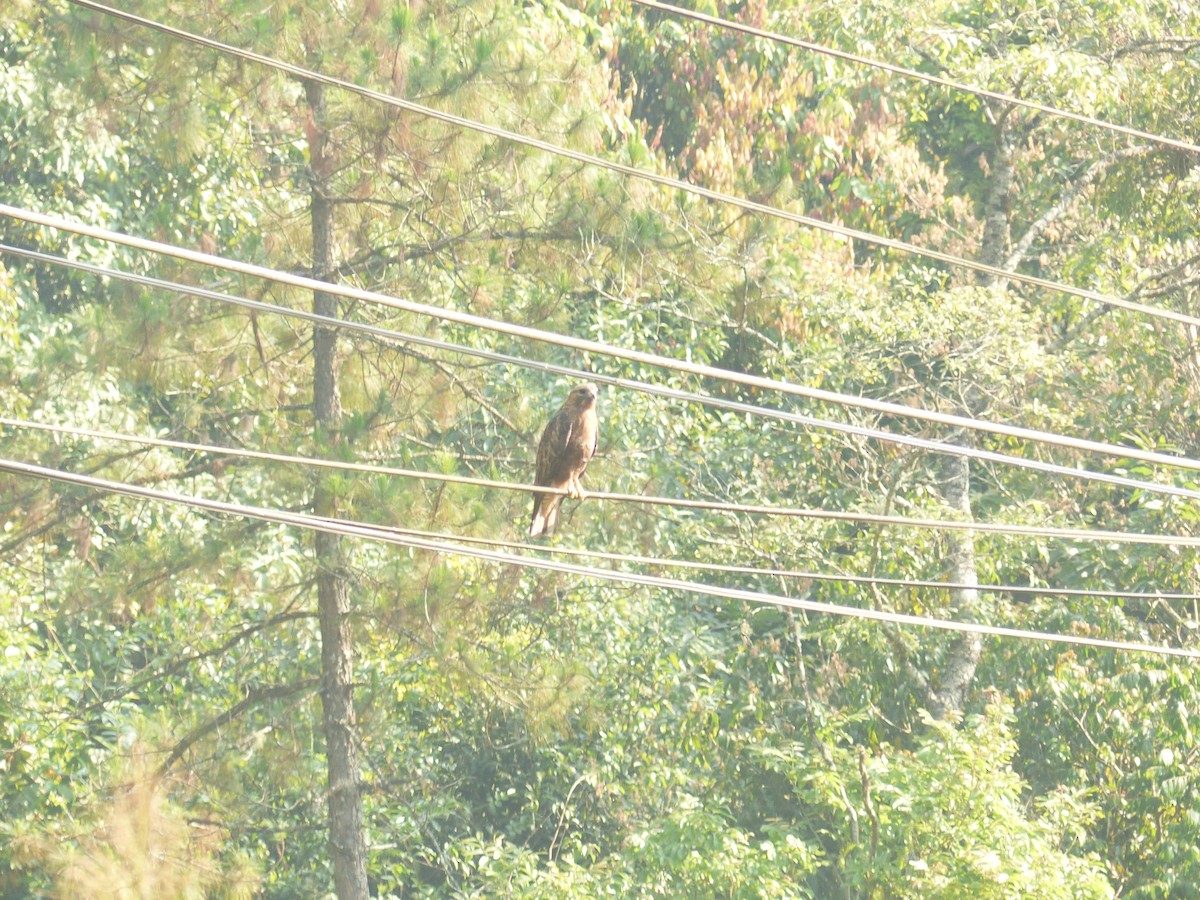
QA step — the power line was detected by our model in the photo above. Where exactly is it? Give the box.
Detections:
[333,521,1200,602]
[7,207,1200,485]
[8,412,1200,549]
[1,453,1196,659]
[63,0,1200,329]
[14,410,1193,598]
[629,0,1200,156]
[7,243,1200,504]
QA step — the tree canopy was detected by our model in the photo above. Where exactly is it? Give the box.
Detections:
[2,0,1199,896]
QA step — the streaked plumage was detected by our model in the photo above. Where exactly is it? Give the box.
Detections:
[529,383,599,537]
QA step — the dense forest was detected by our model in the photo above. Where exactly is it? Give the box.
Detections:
[2,0,1200,896]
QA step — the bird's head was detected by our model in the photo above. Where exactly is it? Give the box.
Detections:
[567,383,599,409]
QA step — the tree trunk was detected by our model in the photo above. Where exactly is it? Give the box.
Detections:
[304,79,369,900]
[927,110,1011,719]
[977,115,1014,285]
[928,440,982,718]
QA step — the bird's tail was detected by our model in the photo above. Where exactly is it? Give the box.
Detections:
[529,513,546,538]
[529,494,560,538]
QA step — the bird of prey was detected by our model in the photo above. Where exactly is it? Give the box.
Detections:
[529,383,599,537]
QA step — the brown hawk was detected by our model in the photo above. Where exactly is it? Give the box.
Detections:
[529,383,599,537]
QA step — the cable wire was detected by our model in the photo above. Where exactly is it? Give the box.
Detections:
[7,243,1200,504]
[62,0,1200,329]
[339,521,1200,602]
[1,453,1196,659]
[629,0,1200,156]
[6,208,1200,486]
[16,407,1193,597]
[9,411,1200,549]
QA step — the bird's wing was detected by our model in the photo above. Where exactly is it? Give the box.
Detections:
[535,411,573,485]
[586,408,598,459]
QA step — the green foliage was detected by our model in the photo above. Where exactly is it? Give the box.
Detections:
[759,701,1112,897]
[998,645,1200,897]
[2,0,1199,895]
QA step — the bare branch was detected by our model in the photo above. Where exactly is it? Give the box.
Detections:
[79,606,316,718]
[1104,36,1200,62]
[332,226,587,280]
[1052,251,1200,350]
[359,337,530,441]
[158,678,321,776]
[1005,145,1154,276]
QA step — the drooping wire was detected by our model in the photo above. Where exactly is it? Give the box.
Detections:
[5,243,1200,504]
[5,208,1200,486]
[7,411,1200,550]
[14,410,1197,597]
[0,453,1195,658]
[628,0,1200,155]
[60,0,1200,329]
[341,520,1200,602]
